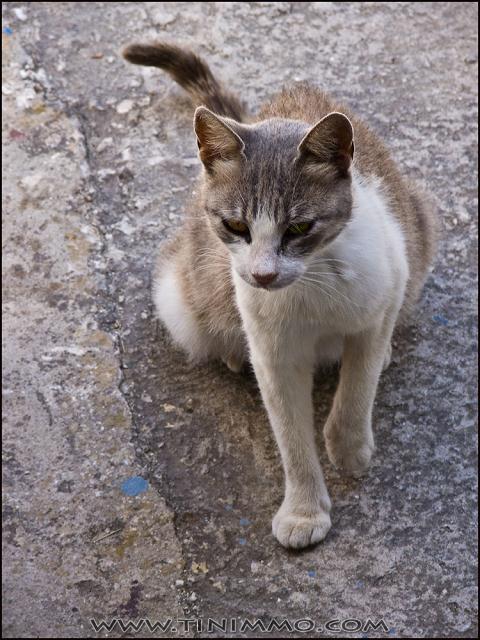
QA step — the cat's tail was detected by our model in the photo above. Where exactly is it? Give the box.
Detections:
[122,42,246,121]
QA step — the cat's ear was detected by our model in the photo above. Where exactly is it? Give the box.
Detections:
[297,112,354,175]
[194,106,245,174]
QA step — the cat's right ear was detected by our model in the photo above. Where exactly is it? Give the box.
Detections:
[194,107,245,175]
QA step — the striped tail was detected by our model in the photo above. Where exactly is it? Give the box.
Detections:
[122,42,246,121]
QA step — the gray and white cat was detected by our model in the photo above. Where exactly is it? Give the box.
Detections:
[123,42,437,549]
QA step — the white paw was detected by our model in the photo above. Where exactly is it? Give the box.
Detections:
[382,342,392,371]
[272,507,331,549]
[324,417,374,478]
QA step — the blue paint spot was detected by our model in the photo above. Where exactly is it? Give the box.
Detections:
[355,579,365,589]
[432,314,448,326]
[238,537,247,545]
[121,476,148,496]
[307,569,316,578]
[224,504,233,511]
[388,629,396,636]
[3,26,13,35]
[239,518,251,526]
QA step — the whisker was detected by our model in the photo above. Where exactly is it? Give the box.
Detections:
[299,279,339,308]
[308,258,354,270]
[195,248,230,260]
[310,257,351,265]
[195,251,229,259]
[308,268,362,284]
[300,275,365,309]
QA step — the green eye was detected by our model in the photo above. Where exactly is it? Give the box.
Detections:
[224,219,249,234]
[286,222,311,235]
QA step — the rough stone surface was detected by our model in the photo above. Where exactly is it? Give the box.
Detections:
[2,2,478,638]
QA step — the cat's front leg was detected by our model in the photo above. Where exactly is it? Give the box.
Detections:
[324,308,398,477]
[248,332,331,549]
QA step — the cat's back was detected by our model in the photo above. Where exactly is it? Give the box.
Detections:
[258,83,403,185]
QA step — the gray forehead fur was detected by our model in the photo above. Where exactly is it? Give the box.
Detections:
[224,118,344,224]
[239,118,309,151]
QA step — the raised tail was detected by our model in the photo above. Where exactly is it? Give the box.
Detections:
[122,42,246,121]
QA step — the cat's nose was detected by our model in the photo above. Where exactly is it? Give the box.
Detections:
[252,271,278,286]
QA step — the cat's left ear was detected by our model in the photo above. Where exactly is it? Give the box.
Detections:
[297,112,354,176]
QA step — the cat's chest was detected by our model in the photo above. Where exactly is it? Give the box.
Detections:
[235,270,376,338]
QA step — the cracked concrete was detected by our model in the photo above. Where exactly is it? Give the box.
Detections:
[2,2,478,638]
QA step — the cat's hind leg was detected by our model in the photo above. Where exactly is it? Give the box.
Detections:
[153,260,213,362]
[153,258,247,370]
[221,348,245,373]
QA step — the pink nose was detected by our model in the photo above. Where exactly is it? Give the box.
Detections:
[252,271,278,286]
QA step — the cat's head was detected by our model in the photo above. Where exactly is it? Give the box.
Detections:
[195,107,354,290]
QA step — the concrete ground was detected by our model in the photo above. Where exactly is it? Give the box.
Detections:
[2,2,478,638]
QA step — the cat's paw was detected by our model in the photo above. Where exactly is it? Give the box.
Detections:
[272,507,331,549]
[326,439,374,478]
[382,342,392,371]
[221,353,244,373]
[324,417,374,478]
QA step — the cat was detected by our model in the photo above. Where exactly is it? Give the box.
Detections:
[123,42,437,549]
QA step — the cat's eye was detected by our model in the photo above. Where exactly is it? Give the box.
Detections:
[285,221,312,236]
[223,219,249,235]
